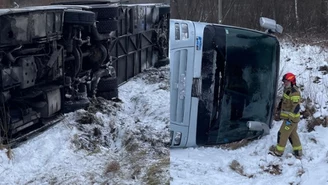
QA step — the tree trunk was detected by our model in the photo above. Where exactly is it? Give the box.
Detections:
[294,0,300,26]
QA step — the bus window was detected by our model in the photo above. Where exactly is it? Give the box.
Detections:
[175,23,180,40]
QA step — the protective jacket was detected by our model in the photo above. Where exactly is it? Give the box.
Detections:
[273,85,302,157]
[277,86,301,123]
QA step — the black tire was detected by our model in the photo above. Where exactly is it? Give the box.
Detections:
[97,89,118,100]
[96,20,118,33]
[93,7,119,20]
[97,76,118,92]
[64,10,96,25]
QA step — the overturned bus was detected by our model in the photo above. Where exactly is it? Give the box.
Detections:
[170,18,282,147]
[0,1,170,146]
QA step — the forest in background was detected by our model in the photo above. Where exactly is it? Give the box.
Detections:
[171,0,328,39]
[0,0,168,8]
[1,0,327,39]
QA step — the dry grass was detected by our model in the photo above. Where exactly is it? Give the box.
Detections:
[229,160,244,175]
[0,144,13,160]
[288,182,300,185]
[87,97,121,114]
[319,65,328,75]
[6,148,13,160]
[76,112,97,125]
[297,168,305,177]
[313,76,321,84]
[143,157,170,185]
[104,161,120,174]
[47,177,58,185]
[229,160,254,178]
[307,117,325,132]
[127,150,148,180]
[123,136,139,152]
[128,150,148,165]
[309,137,317,144]
[300,97,328,131]
[260,164,282,175]
[218,139,250,150]
[131,165,141,179]
[324,117,328,127]
[71,134,101,152]
[281,35,328,48]
[301,97,316,119]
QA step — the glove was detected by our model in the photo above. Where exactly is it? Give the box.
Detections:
[285,120,291,126]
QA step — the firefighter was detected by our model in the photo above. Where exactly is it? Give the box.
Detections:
[269,72,302,158]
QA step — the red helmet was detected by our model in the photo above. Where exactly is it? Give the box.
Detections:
[282,72,296,85]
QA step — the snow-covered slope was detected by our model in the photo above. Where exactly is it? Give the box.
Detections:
[2,41,328,185]
[0,67,170,185]
[170,42,328,185]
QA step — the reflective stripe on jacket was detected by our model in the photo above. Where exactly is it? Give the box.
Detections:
[279,86,301,123]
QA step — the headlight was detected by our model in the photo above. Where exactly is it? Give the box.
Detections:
[181,23,189,40]
[174,131,182,146]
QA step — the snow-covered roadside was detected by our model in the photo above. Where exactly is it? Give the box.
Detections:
[279,41,328,118]
[0,67,170,185]
[170,42,328,185]
[171,120,328,185]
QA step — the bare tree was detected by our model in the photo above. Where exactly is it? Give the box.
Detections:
[0,0,12,8]
[7,0,168,7]
[295,0,299,26]
[171,0,328,36]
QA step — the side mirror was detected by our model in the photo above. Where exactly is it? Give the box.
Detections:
[259,17,283,34]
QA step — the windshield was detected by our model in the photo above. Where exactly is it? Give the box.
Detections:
[199,26,279,145]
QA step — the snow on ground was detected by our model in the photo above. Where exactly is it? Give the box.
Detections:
[170,41,328,185]
[0,67,170,185]
[1,40,327,185]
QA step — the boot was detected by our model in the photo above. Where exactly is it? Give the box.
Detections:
[292,150,302,159]
[268,145,283,157]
